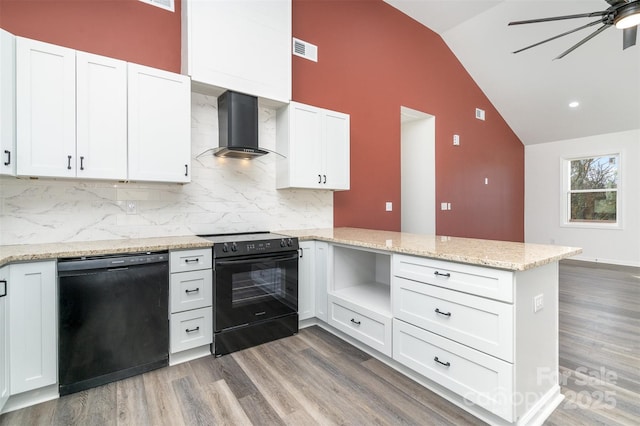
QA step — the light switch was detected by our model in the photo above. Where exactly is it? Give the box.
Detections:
[440,202,448,211]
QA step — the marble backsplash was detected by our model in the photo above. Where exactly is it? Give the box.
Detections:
[0,92,333,245]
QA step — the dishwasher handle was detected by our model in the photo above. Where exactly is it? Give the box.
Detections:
[58,251,169,273]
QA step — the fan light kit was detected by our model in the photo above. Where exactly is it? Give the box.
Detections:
[509,0,639,59]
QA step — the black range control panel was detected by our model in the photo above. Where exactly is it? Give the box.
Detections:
[203,233,299,258]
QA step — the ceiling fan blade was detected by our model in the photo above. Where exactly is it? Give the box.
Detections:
[508,11,608,26]
[513,19,602,54]
[604,0,627,6]
[623,25,638,49]
[555,24,611,59]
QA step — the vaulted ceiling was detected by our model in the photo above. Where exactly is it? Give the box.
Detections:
[384,0,640,145]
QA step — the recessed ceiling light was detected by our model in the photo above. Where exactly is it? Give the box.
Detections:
[569,101,580,108]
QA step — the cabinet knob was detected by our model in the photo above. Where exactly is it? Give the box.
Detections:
[185,164,188,177]
[323,174,327,184]
[67,155,72,170]
[435,308,452,317]
[434,356,451,367]
[318,174,322,184]
[80,156,85,171]
[3,150,10,166]
[434,271,451,278]
[350,318,361,326]
[185,326,200,333]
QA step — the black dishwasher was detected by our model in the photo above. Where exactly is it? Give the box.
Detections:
[58,251,169,396]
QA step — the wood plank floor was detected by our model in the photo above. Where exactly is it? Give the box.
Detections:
[1,261,638,426]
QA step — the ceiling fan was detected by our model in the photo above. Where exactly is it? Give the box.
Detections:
[509,0,640,59]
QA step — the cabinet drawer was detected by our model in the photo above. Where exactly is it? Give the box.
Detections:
[170,269,213,313]
[393,319,513,422]
[170,248,212,273]
[170,307,213,354]
[328,295,392,357]
[393,255,513,302]
[393,277,513,362]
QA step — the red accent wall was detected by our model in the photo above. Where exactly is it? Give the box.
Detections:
[0,0,181,73]
[292,0,524,241]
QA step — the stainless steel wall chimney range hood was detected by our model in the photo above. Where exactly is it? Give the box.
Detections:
[214,90,268,159]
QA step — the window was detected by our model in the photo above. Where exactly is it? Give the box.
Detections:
[139,0,174,12]
[565,155,619,226]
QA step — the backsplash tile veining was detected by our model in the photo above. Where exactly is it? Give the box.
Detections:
[0,93,333,245]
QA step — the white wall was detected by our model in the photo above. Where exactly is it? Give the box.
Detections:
[0,93,333,245]
[525,129,640,267]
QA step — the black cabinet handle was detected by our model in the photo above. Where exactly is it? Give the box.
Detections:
[434,356,450,367]
[80,156,85,171]
[323,174,327,184]
[185,326,200,333]
[3,150,10,166]
[435,308,451,317]
[184,258,199,264]
[185,288,199,294]
[67,155,72,170]
[434,271,451,278]
[0,280,6,298]
[350,318,361,326]
[318,174,322,184]
[185,164,188,177]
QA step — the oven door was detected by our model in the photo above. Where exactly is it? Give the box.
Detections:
[214,251,298,332]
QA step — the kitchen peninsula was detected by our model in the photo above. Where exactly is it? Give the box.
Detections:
[286,227,581,426]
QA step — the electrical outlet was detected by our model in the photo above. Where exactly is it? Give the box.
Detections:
[385,202,393,212]
[453,134,460,146]
[534,294,544,312]
[126,201,137,215]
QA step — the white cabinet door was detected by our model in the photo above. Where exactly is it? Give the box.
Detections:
[0,266,9,411]
[298,241,315,321]
[9,261,57,395]
[276,101,350,190]
[323,110,350,190]
[0,30,16,176]
[76,51,127,180]
[183,0,291,103]
[314,242,329,322]
[128,63,191,183]
[16,37,76,178]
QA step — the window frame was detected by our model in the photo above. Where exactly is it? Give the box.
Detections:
[560,152,622,230]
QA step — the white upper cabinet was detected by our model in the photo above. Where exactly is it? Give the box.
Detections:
[276,102,350,190]
[16,39,128,180]
[76,51,128,180]
[16,37,76,178]
[182,0,291,103]
[128,63,191,183]
[0,30,16,176]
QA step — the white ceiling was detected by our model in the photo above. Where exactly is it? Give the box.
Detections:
[384,0,640,145]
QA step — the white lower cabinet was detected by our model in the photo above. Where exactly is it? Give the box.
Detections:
[170,307,212,354]
[8,261,57,395]
[0,266,9,412]
[314,242,329,322]
[393,319,514,421]
[169,249,212,362]
[298,241,315,321]
[328,296,392,357]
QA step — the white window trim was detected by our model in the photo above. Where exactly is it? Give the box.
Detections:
[139,0,175,12]
[560,152,623,230]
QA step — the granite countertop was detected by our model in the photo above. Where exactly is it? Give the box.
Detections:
[279,227,582,271]
[0,235,212,267]
[0,227,582,271]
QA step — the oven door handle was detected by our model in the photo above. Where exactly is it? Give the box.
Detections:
[215,252,298,266]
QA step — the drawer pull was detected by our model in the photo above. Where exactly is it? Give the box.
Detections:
[350,318,361,326]
[184,258,199,264]
[185,288,200,294]
[435,308,452,317]
[434,271,451,278]
[185,326,200,333]
[434,356,451,367]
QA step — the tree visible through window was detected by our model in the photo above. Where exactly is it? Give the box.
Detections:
[568,155,618,223]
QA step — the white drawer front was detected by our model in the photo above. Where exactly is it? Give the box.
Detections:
[170,248,212,273]
[393,255,513,302]
[170,307,213,354]
[328,295,392,357]
[170,269,213,313]
[393,319,514,422]
[393,277,513,362]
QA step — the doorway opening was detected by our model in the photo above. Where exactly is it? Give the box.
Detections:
[401,107,435,234]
